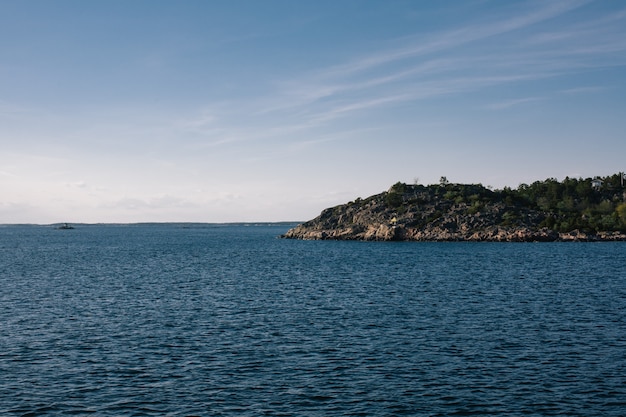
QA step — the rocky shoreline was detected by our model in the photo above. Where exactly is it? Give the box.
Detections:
[282,223,626,242]
[282,182,626,242]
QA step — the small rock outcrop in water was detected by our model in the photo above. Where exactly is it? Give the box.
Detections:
[282,176,626,242]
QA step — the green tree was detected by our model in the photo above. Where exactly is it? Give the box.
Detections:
[386,182,406,208]
[617,203,626,227]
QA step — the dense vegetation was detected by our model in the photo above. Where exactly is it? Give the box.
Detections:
[387,173,626,233]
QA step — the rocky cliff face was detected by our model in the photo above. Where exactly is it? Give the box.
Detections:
[282,183,626,242]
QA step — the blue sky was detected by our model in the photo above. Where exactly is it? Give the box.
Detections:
[1,0,625,223]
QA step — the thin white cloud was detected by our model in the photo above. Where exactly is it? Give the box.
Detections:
[65,181,88,189]
[245,0,619,137]
[152,8,624,174]
[165,0,624,160]
[105,195,190,211]
[560,86,606,95]
[314,0,592,79]
[485,97,545,110]
[0,170,17,177]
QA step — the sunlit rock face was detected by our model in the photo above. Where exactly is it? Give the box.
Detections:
[282,181,626,242]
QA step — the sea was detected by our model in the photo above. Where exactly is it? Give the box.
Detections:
[1,223,625,416]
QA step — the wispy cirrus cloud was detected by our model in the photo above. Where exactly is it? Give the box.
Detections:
[485,97,545,110]
[560,86,606,95]
[309,0,592,80]
[182,0,626,152]
[266,0,622,122]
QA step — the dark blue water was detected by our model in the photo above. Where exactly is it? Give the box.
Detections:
[1,224,625,416]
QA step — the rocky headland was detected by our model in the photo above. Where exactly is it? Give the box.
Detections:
[282,176,626,242]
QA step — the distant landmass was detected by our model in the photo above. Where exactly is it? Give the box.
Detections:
[282,173,626,242]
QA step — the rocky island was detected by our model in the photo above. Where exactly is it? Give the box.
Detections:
[282,174,626,242]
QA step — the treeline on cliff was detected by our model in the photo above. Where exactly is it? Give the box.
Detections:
[283,173,626,241]
[386,173,626,233]
[507,174,626,232]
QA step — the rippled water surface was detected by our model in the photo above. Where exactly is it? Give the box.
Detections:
[1,224,625,416]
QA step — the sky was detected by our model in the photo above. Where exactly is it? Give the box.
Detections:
[1,0,625,223]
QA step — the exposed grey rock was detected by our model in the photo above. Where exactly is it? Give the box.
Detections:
[281,183,626,242]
